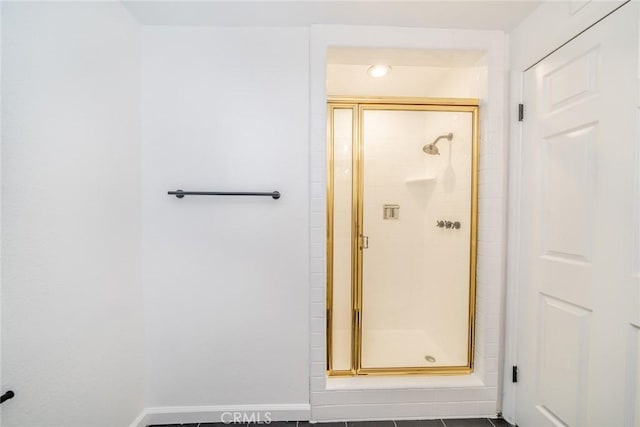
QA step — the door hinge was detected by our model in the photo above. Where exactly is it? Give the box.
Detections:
[518,104,524,122]
[512,365,518,383]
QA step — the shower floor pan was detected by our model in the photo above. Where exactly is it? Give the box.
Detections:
[333,328,465,369]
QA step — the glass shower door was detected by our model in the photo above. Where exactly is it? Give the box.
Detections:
[358,105,477,373]
[327,105,355,374]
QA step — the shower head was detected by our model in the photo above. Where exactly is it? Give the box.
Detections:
[422,132,453,155]
[423,144,440,155]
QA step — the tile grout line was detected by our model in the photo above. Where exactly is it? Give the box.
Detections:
[393,420,398,427]
[440,419,447,427]
[488,418,497,427]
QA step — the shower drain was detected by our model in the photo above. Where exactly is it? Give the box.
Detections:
[424,355,437,363]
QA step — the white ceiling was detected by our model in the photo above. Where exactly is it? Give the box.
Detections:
[122,1,542,31]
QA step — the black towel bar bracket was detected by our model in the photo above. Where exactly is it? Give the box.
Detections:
[168,190,280,200]
[1,390,15,404]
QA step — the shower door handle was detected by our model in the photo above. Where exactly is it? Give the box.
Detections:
[360,235,369,249]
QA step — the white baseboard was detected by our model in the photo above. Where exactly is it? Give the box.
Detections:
[129,410,148,427]
[130,403,311,427]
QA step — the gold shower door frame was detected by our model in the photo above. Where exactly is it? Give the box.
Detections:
[326,97,480,376]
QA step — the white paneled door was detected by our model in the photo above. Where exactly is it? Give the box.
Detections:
[516,4,639,427]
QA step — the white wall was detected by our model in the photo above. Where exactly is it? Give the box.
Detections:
[0,5,517,426]
[327,64,485,99]
[141,26,310,422]
[0,2,4,422]
[1,2,144,426]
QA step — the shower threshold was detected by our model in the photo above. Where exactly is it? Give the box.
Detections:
[325,373,485,390]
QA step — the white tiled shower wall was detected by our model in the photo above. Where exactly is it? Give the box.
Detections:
[309,26,506,421]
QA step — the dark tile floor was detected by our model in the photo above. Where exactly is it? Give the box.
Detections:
[149,419,514,427]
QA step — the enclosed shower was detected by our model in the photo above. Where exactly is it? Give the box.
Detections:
[327,98,478,375]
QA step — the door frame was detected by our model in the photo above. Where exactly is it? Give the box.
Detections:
[326,96,480,376]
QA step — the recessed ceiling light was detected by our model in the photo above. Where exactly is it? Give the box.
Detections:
[367,64,391,78]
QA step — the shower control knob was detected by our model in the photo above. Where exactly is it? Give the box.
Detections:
[445,221,453,229]
[453,221,461,229]
[436,220,445,228]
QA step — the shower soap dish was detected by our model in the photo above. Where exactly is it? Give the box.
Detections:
[405,176,437,185]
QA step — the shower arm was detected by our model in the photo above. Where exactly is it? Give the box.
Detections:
[431,133,453,147]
